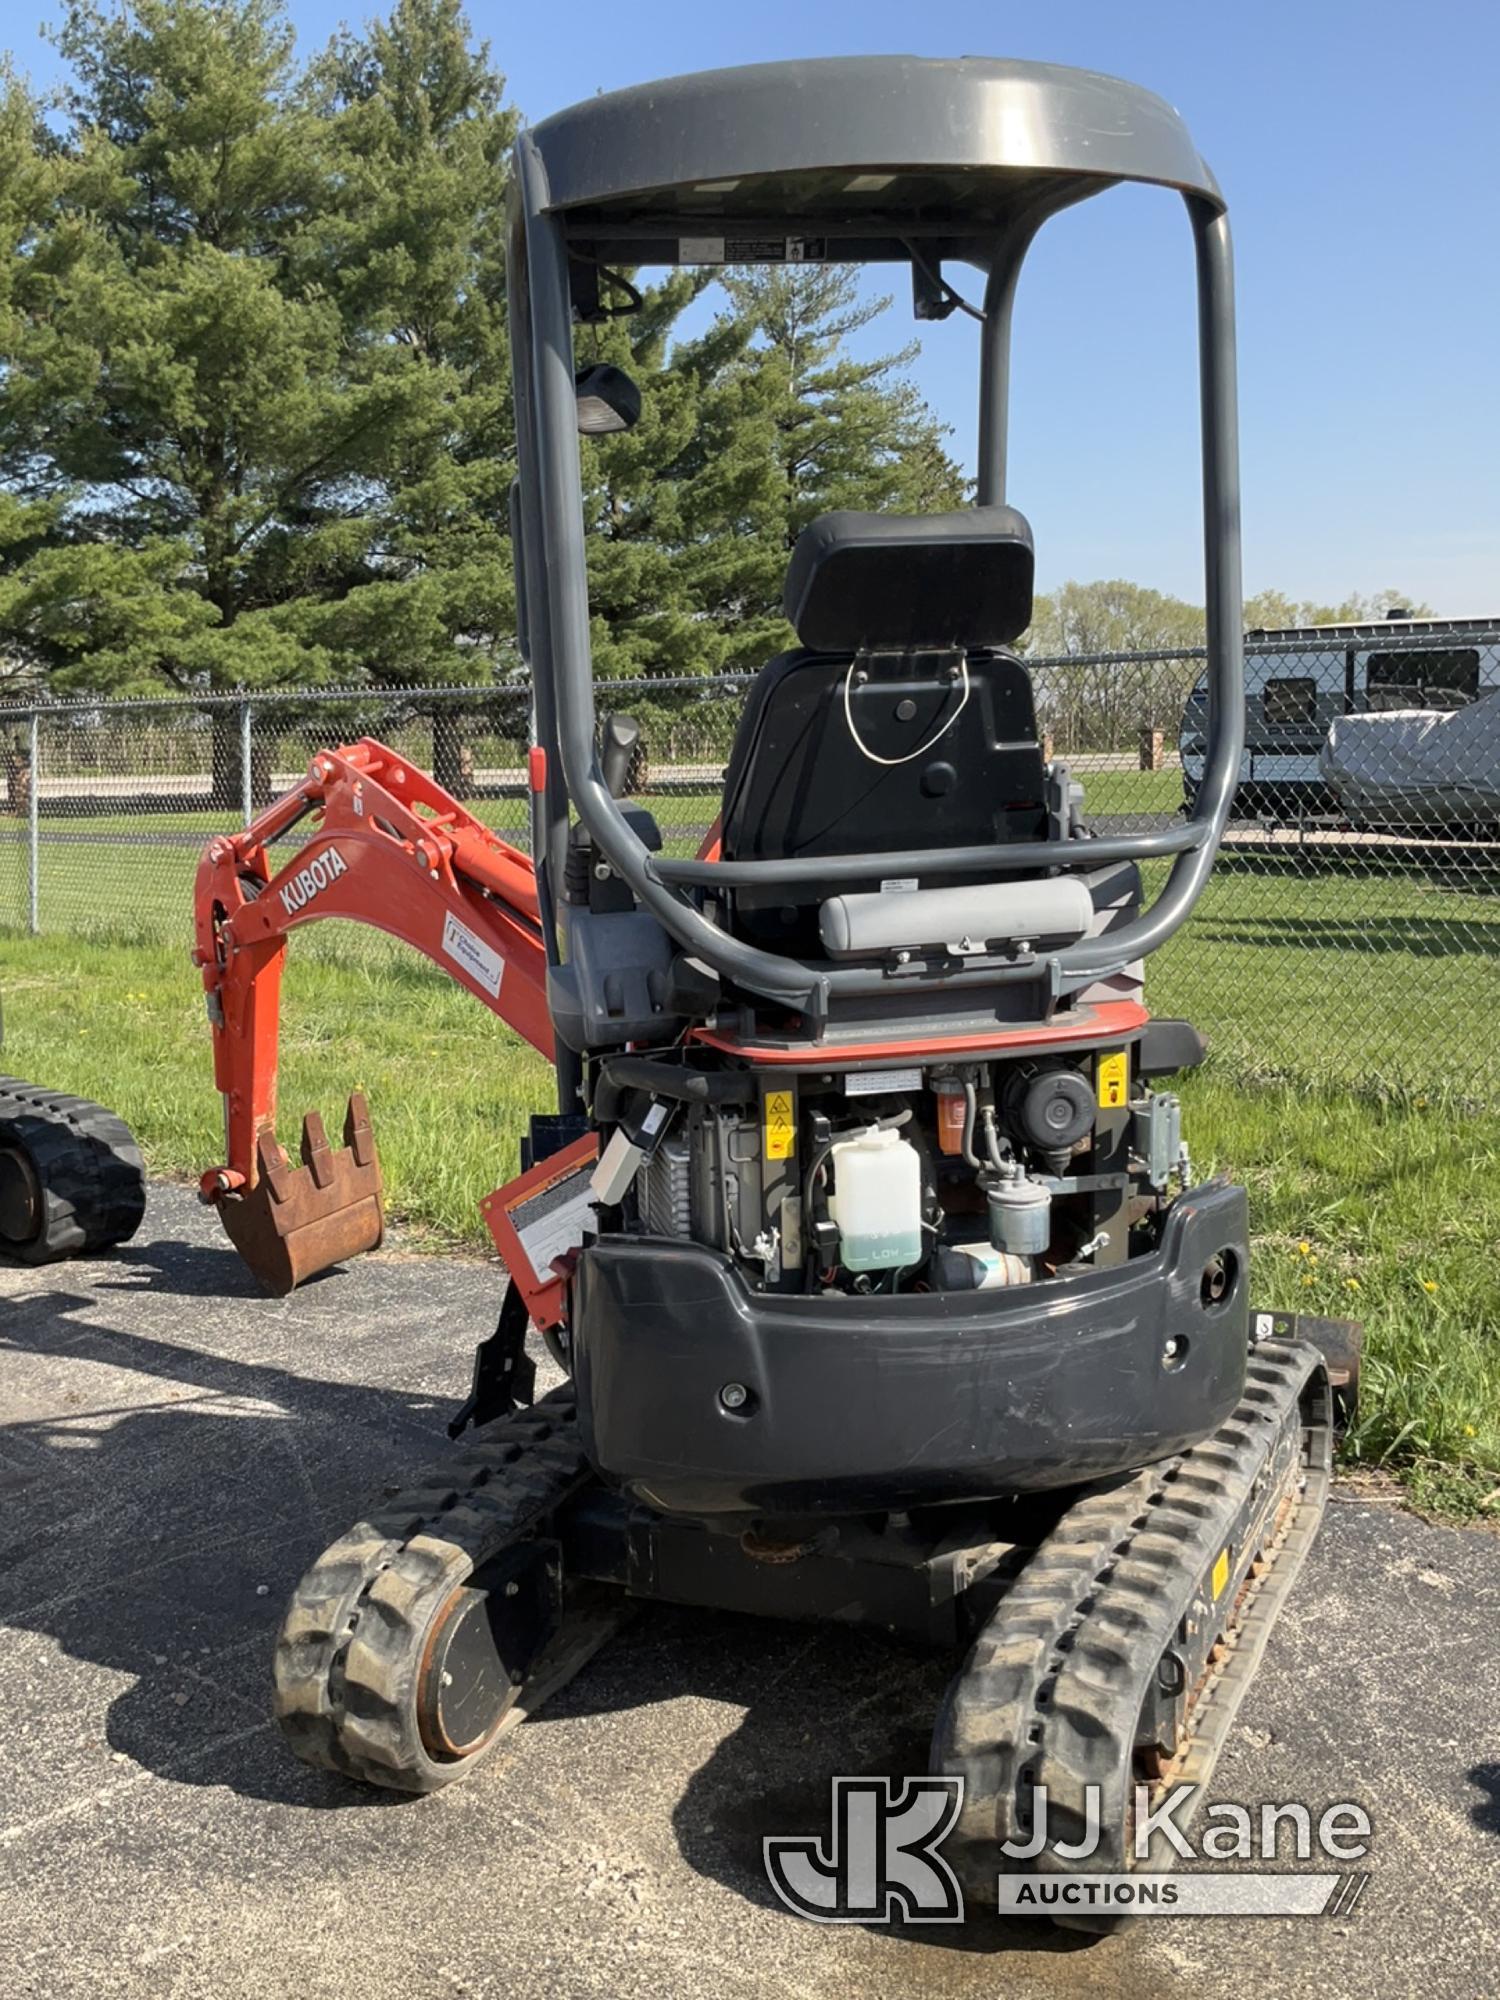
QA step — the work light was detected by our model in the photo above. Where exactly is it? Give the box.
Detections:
[574,364,641,435]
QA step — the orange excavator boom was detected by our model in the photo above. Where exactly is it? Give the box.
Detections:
[192,738,553,1292]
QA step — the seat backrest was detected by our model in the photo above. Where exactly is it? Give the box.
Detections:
[719,507,1049,956]
[782,505,1035,653]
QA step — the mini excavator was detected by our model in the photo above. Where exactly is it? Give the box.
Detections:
[192,58,1360,1919]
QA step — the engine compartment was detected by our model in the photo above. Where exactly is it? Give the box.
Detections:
[593,1041,1193,1301]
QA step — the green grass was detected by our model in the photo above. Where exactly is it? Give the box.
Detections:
[1,924,1496,1515]
[15,797,538,838]
[0,763,1185,928]
[1150,852,1499,1103]
[5,800,1494,1104]
[15,763,1182,834]
[1184,1069,1500,1515]
[1077,763,1187,813]
[0,926,541,1247]
[0,791,722,939]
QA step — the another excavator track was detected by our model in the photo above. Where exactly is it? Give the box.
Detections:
[0,1075,147,1263]
[933,1338,1331,1924]
[274,1388,614,1794]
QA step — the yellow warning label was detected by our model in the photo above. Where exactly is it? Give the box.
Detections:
[1097,1049,1129,1109]
[764,1089,795,1161]
[1210,1548,1231,1601]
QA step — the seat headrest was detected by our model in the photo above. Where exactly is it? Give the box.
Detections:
[783,506,1035,653]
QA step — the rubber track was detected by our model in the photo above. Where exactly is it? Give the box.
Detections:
[934,1339,1327,1893]
[273,1389,595,1794]
[0,1074,146,1261]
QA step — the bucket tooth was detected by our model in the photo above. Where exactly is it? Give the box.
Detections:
[345,1092,376,1168]
[255,1129,293,1193]
[218,1095,384,1294]
[301,1110,335,1189]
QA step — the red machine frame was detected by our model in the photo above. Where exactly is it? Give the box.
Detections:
[192,740,558,1290]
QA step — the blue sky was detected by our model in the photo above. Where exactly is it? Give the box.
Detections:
[11,1,1499,612]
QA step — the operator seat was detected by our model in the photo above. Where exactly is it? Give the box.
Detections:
[718,507,1050,957]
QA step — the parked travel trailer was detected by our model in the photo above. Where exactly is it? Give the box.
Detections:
[1180,612,1500,824]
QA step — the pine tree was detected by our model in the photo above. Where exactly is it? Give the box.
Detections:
[582,263,968,688]
[576,268,735,683]
[302,0,519,686]
[720,264,969,541]
[0,0,519,796]
[3,0,357,718]
[2,10,983,759]
[303,0,520,785]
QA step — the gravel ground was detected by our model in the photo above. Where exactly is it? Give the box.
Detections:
[1,1182,1496,1999]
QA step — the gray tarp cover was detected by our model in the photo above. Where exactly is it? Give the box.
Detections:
[1319,692,1500,825]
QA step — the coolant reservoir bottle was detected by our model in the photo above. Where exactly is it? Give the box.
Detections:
[828,1125,923,1273]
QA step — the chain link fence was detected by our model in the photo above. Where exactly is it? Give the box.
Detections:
[2,625,1496,1104]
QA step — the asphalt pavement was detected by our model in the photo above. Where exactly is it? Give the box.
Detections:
[1,1182,1496,1999]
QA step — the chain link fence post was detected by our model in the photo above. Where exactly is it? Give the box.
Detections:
[28,711,40,936]
[240,697,254,830]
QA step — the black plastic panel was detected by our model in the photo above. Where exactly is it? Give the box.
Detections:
[783,507,1034,652]
[571,1180,1251,1517]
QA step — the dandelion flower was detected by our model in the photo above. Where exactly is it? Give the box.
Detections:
[1345,1277,1361,1292]
[1422,1279,1438,1294]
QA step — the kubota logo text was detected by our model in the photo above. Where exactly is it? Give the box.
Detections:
[279,846,349,916]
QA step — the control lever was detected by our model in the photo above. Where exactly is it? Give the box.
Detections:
[600,713,641,798]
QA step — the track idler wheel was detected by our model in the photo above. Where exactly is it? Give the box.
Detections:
[278,1531,547,1793]
[0,1077,147,1264]
[273,1392,617,1795]
[416,1546,562,1763]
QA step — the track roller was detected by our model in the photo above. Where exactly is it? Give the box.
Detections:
[0,1076,146,1264]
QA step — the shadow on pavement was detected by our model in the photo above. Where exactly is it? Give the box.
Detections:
[89,1235,349,1300]
[0,1248,1104,1952]
[0,1241,455,1810]
[644,1614,1100,1959]
[1466,1762,1500,1836]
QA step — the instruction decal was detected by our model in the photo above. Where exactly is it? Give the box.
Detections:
[764,1089,796,1160]
[1096,1049,1129,1109]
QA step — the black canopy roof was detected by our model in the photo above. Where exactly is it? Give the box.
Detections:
[529,56,1221,265]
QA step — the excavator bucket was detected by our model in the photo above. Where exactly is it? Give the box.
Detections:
[219,1095,383,1295]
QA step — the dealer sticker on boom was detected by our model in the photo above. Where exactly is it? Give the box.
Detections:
[441,910,504,998]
